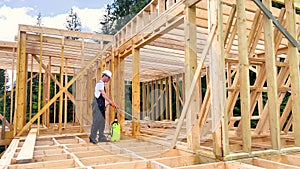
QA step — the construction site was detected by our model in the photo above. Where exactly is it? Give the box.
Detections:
[1,0,300,168]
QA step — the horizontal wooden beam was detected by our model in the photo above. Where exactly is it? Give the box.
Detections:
[19,24,114,42]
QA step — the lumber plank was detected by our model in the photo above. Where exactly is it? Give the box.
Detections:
[253,157,300,169]
[236,0,251,153]
[262,0,280,150]
[8,159,75,169]
[16,128,37,163]
[0,139,19,168]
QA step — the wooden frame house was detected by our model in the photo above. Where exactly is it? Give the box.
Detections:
[0,0,300,168]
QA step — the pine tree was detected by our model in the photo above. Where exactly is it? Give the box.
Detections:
[100,4,114,35]
[100,0,151,35]
[65,8,82,40]
[36,12,42,26]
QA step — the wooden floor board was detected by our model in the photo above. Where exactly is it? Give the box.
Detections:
[15,128,37,163]
[2,125,300,169]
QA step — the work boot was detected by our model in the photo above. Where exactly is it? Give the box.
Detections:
[89,137,97,144]
[98,137,110,142]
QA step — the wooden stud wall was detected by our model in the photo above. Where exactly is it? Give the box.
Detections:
[1,0,300,167]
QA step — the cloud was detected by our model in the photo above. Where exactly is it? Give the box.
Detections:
[72,6,105,33]
[0,5,35,41]
[0,5,106,42]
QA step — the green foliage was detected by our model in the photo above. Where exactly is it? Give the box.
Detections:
[100,0,151,35]
[124,81,132,119]
[65,8,82,40]
[0,69,5,96]
[25,73,74,124]
[0,70,11,122]
[26,73,40,123]
[272,1,300,14]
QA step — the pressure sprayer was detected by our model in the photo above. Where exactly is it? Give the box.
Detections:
[108,105,151,141]
[110,111,121,142]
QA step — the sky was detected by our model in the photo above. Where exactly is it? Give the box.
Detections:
[0,0,112,87]
[0,0,112,42]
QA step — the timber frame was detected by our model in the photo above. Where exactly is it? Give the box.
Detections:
[1,0,300,168]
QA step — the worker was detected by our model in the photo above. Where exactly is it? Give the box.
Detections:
[89,70,118,143]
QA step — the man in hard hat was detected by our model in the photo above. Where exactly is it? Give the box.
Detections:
[89,70,118,143]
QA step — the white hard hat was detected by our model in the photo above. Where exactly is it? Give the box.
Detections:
[102,70,112,78]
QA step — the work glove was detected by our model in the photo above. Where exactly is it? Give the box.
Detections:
[111,102,117,108]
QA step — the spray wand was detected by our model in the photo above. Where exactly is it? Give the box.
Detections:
[113,106,150,128]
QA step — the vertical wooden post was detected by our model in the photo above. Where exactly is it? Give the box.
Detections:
[151,81,154,120]
[10,48,15,124]
[175,74,180,119]
[168,76,173,121]
[165,78,169,120]
[110,49,116,124]
[158,0,165,14]
[38,34,43,134]
[79,39,85,133]
[132,48,140,136]
[59,38,65,134]
[3,71,7,118]
[64,59,68,128]
[46,57,51,127]
[119,57,125,132]
[42,66,47,126]
[263,0,280,150]
[155,80,159,120]
[146,82,150,118]
[208,0,229,158]
[142,82,146,120]
[217,0,229,157]
[168,0,174,8]
[72,68,76,123]
[15,31,28,135]
[185,3,200,150]
[285,0,300,146]
[150,3,156,20]
[236,0,251,152]
[54,74,57,124]
[182,73,185,102]
[160,79,164,120]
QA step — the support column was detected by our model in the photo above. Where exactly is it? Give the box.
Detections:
[160,79,164,120]
[146,82,150,118]
[155,80,159,120]
[175,74,180,119]
[15,31,28,135]
[142,82,146,120]
[59,38,65,134]
[10,48,16,124]
[132,48,140,136]
[263,0,280,150]
[236,0,251,152]
[38,34,43,134]
[168,76,173,121]
[285,0,300,146]
[209,0,229,158]
[110,49,117,124]
[184,4,200,150]
[119,56,125,131]
[165,79,169,120]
